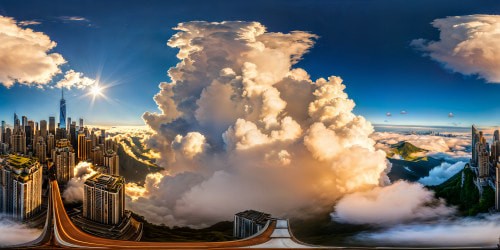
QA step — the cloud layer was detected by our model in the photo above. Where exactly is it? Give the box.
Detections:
[331,181,455,225]
[135,21,391,227]
[354,214,500,247]
[0,215,41,246]
[412,15,500,83]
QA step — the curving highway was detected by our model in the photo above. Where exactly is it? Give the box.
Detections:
[12,180,318,249]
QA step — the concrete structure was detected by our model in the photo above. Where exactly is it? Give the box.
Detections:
[0,155,42,220]
[60,89,66,130]
[11,126,26,155]
[52,139,76,184]
[35,136,47,164]
[234,210,272,239]
[78,133,88,161]
[104,149,119,176]
[83,173,125,225]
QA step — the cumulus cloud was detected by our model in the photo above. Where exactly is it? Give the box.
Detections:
[136,21,390,227]
[448,112,454,118]
[412,15,500,83]
[400,110,407,115]
[419,161,466,186]
[62,162,97,203]
[385,112,391,117]
[55,70,96,89]
[354,214,500,247]
[331,181,455,225]
[0,16,65,88]
[0,215,41,246]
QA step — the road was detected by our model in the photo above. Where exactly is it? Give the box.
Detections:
[12,180,317,249]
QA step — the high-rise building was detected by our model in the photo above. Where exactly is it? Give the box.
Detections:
[21,116,27,129]
[59,89,66,129]
[47,134,55,157]
[477,142,489,178]
[52,139,76,184]
[13,113,19,128]
[11,127,26,155]
[0,155,43,220]
[0,121,4,143]
[83,173,125,225]
[79,118,84,130]
[49,116,56,136]
[233,210,271,239]
[78,133,88,161]
[91,146,103,166]
[472,125,479,167]
[103,150,119,176]
[40,120,47,140]
[35,137,47,164]
[69,122,77,150]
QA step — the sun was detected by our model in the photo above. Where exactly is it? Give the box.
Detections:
[90,85,103,97]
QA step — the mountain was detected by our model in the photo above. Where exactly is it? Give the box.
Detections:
[387,141,428,161]
[385,141,441,182]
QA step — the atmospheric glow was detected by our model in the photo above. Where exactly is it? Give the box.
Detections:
[90,85,103,97]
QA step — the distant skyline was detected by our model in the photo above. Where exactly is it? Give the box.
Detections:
[0,0,499,126]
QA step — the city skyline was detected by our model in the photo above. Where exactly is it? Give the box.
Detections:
[0,0,499,126]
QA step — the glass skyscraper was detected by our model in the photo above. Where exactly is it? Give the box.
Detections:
[60,89,66,129]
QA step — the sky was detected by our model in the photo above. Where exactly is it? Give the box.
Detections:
[0,0,499,126]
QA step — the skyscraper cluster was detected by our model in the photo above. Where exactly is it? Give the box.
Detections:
[471,125,500,211]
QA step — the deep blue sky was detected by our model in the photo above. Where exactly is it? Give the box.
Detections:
[0,0,499,126]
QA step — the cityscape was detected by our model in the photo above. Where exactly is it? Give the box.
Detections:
[1,0,500,248]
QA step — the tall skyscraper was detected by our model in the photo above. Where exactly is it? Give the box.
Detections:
[13,113,19,128]
[52,139,75,184]
[472,125,479,167]
[104,149,119,176]
[79,118,84,130]
[47,134,55,157]
[35,137,47,164]
[21,116,27,129]
[78,133,88,161]
[60,89,66,129]
[0,155,43,220]
[40,120,47,139]
[49,116,56,136]
[11,127,26,155]
[0,121,4,143]
[83,173,125,225]
[496,163,500,211]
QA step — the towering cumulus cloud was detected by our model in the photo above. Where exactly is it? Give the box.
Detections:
[137,21,446,227]
[412,15,500,83]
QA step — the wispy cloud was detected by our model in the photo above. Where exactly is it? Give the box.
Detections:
[18,20,41,26]
[59,16,89,22]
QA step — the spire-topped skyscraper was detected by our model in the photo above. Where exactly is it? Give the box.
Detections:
[60,88,66,129]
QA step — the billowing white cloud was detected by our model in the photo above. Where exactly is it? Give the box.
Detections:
[331,181,455,225]
[412,15,500,83]
[0,215,41,246]
[354,214,500,247]
[62,162,97,203]
[55,70,96,89]
[419,161,466,186]
[0,16,66,88]
[136,21,391,227]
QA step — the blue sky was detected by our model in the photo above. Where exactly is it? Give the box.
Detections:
[0,0,499,126]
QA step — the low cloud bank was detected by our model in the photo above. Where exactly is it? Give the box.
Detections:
[418,161,466,186]
[353,214,500,247]
[331,181,455,225]
[0,215,41,246]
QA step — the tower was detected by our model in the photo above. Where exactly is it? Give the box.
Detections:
[60,88,66,129]
[49,117,55,136]
[83,173,125,225]
[52,139,75,184]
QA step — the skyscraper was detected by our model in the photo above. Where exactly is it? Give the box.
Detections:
[78,133,88,161]
[1,121,4,143]
[83,173,125,225]
[35,137,47,164]
[496,163,500,211]
[104,149,119,176]
[11,127,26,155]
[79,118,84,130]
[49,116,56,136]
[52,139,75,184]
[40,120,47,139]
[60,89,66,129]
[0,155,43,220]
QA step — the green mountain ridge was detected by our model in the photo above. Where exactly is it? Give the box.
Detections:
[386,141,428,161]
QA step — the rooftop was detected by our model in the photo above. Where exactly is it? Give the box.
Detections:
[235,210,272,225]
[85,173,124,193]
[5,154,36,169]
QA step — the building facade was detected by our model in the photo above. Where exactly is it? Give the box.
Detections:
[83,173,125,225]
[0,155,42,220]
[52,139,76,184]
[233,210,271,239]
